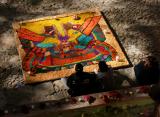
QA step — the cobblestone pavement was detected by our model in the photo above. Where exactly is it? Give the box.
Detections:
[0,0,160,107]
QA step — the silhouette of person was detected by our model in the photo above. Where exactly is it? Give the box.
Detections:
[134,56,160,85]
[67,63,96,96]
[95,61,114,91]
[149,85,160,117]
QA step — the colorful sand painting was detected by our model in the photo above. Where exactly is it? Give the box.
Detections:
[12,9,129,83]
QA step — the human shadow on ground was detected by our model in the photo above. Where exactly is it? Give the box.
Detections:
[112,71,136,90]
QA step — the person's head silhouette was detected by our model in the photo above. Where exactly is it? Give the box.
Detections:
[149,85,160,103]
[75,63,83,73]
[98,61,109,72]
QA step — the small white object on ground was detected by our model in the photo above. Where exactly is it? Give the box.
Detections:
[121,80,130,87]
[94,69,98,74]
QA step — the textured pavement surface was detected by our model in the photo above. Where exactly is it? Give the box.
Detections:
[0,0,160,108]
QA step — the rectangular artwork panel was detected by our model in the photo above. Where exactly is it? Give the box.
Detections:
[12,9,129,83]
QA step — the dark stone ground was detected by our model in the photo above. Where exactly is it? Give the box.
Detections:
[0,0,160,108]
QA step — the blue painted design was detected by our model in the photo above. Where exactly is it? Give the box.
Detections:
[36,43,53,48]
[74,45,86,49]
[105,55,112,62]
[78,34,92,45]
